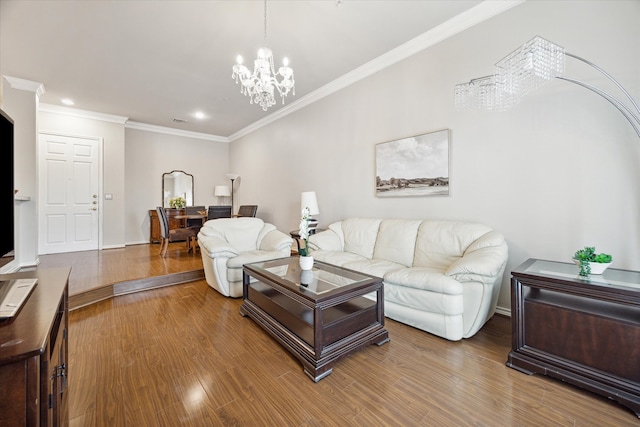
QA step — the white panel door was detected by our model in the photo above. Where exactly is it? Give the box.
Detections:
[39,133,100,254]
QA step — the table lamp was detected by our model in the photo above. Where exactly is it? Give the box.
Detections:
[214,185,231,205]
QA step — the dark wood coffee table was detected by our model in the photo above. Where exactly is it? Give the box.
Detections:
[241,257,389,382]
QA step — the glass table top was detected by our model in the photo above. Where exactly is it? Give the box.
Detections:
[246,257,378,296]
[517,259,640,292]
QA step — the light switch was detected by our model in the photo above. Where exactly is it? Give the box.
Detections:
[104,193,113,200]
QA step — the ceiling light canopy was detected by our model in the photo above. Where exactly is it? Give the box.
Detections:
[231,0,295,111]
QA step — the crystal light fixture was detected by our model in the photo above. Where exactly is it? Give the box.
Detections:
[455,36,640,138]
[232,0,295,111]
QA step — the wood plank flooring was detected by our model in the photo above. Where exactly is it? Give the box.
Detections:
[37,242,204,309]
[49,245,640,426]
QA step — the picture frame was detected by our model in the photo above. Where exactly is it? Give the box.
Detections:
[375,129,450,197]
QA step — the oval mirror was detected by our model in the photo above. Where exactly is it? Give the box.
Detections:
[162,170,194,207]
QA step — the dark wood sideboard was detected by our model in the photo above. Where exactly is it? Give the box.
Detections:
[0,267,71,427]
[148,208,186,243]
[508,259,640,418]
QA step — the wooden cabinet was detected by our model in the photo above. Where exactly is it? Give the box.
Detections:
[0,267,71,427]
[149,208,186,243]
[508,259,640,418]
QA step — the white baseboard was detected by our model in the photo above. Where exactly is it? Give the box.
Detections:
[102,244,126,250]
[495,305,511,317]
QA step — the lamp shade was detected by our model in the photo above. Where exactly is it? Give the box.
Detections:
[225,173,240,181]
[301,191,319,215]
[214,186,230,197]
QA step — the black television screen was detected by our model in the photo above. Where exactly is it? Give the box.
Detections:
[0,108,14,269]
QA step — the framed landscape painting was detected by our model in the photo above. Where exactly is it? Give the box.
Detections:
[375,129,450,197]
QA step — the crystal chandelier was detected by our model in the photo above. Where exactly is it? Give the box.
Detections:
[455,36,640,138]
[231,0,295,111]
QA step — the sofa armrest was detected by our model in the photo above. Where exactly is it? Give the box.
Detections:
[197,235,239,258]
[445,231,508,282]
[259,230,293,252]
[308,229,342,252]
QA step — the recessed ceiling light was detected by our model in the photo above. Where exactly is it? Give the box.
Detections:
[194,111,205,120]
[61,98,74,106]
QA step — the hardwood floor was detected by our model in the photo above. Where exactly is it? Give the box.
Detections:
[37,242,204,309]
[42,245,639,426]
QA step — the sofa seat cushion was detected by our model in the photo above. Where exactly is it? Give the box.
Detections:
[342,259,405,279]
[384,281,464,316]
[311,250,367,267]
[383,267,463,295]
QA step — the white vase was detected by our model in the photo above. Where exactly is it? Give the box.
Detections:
[300,269,314,286]
[299,255,314,270]
[573,259,612,275]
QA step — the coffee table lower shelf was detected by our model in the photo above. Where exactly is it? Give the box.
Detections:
[240,300,389,382]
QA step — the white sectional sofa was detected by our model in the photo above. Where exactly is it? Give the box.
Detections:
[307,218,508,341]
[198,218,293,297]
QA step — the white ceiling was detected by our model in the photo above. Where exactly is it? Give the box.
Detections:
[0,0,508,139]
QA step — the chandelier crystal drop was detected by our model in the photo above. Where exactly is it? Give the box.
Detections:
[231,0,295,111]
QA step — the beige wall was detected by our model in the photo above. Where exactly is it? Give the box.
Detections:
[229,1,640,312]
[124,128,229,244]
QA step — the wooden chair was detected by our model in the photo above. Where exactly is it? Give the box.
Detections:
[156,206,198,257]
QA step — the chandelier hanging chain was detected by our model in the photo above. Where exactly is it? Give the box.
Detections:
[263,0,267,44]
[231,0,295,111]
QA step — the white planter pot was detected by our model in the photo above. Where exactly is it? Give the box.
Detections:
[299,255,314,270]
[574,259,612,275]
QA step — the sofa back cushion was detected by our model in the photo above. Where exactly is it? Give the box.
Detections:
[200,217,266,252]
[413,221,493,269]
[373,219,421,267]
[341,218,382,259]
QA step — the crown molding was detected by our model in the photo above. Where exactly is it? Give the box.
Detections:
[125,121,228,143]
[228,0,525,141]
[39,103,129,124]
[3,75,46,97]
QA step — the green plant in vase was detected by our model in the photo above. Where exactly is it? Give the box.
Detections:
[573,246,612,277]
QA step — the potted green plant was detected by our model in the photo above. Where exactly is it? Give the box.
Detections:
[573,246,612,277]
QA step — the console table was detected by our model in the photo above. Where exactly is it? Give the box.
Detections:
[0,267,71,426]
[508,259,640,418]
